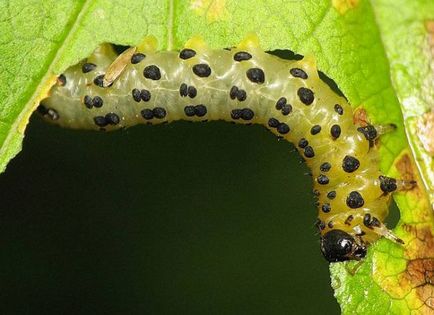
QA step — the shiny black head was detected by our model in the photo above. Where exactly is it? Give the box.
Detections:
[320,229,367,262]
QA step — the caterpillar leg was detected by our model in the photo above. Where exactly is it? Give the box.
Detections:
[357,124,397,146]
[362,218,404,244]
[367,175,416,243]
[374,123,397,136]
[394,178,417,192]
[378,175,416,194]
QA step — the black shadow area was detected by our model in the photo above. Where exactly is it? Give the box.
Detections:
[0,116,340,315]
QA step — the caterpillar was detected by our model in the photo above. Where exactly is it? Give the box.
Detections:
[38,34,414,262]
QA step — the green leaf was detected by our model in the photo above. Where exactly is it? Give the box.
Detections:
[1,0,434,313]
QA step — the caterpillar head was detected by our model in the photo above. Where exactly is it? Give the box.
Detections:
[320,229,367,262]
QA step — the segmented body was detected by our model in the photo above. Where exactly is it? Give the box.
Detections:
[39,36,402,261]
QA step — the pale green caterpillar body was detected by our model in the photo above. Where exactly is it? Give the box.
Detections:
[38,35,411,262]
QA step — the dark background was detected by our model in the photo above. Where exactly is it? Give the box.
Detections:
[0,114,354,314]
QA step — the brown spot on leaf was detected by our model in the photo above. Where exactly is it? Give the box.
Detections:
[425,20,434,55]
[407,259,434,310]
[406,259,434,286]
[402,225,434,259]
[417,110,434,156]
[396,154,420,194]
[353,108,369,126]
[401,226,434,311]
[426,20,434,33]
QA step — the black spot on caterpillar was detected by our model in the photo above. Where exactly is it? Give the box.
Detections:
[39,34,413,263]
